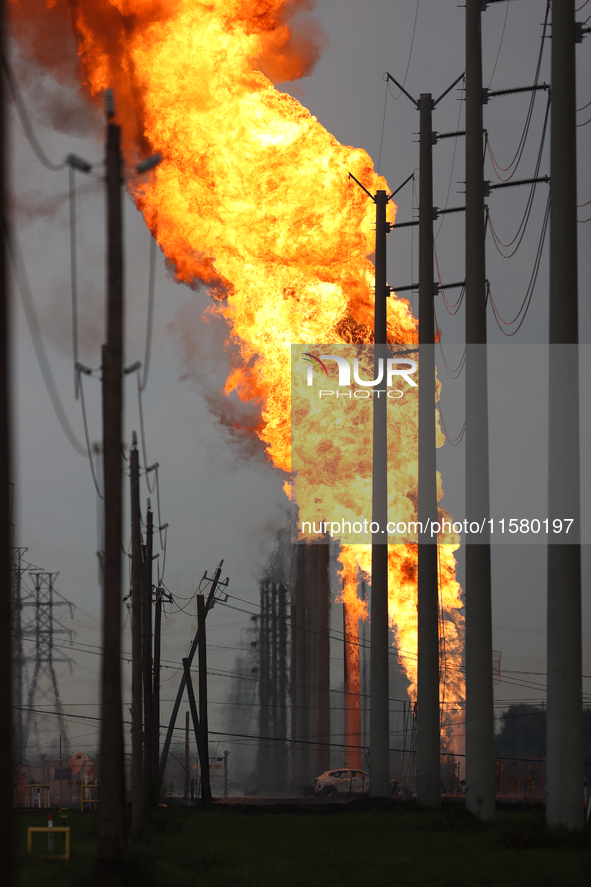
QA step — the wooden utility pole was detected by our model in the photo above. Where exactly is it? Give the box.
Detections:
[546,0,582,830]
[158,563,223,779]
[183,657,212,806]
[417,92,441,810]
[184,711,190,799]
[465,0,495,820]
[130,437,143,837]
[0,0,15,882]
[142,502,154,804]
[96,100,127,885]
[197,593,211,798]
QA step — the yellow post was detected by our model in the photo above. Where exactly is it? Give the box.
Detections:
[27,827,70,860]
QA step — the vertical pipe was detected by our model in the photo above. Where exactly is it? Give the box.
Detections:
[547,0,582,830]
[417,93,441,809]
[278,583,288,790]
[343,565,361,769]
[465,0,494,821]
[142,505,153,804]
[315,545,331,775]
[270,583,278,789]
[290,585,298,787]
[257,581,269,792]
[370,190,390,796]
[292,545,309,789]
[97,118,126,882]
[130,442,143,838]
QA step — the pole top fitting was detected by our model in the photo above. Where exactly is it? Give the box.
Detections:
[132,430,138,448]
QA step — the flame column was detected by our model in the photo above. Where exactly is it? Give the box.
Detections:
[465,0,495,820]
[343,562,362,770]
[369,189,391,796]
[417,93,441,809]
[546,0,582,830]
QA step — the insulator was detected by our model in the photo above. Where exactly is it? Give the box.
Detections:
[67,154,92,173]
[104,88,116,119]
[136,153,162,173]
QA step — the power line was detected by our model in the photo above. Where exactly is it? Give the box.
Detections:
[487,191,550,335]
[1,53,67,172]
[140,235,156,391]
[486,94,550,258]
[5,224,87,456]
[487,0,510,89]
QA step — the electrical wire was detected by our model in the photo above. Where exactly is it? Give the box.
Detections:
[487,94,550,258]
[136,370,157,494]
[434,312,466,380]
[6,223,87,456]
[388,0,420,102]
[1,53,67,172]
[576,116,591,127]
[77,371,104,498]
[487,0,510,89]
[436,397,466,447]
[140,235,156,391]
[488,191,550,336]
[433,239,465,317]
[377,80,389,175]
[485,0,550,182]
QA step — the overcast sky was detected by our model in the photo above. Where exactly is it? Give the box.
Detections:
[8,0,591,768]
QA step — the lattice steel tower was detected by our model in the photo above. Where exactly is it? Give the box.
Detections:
[20,572,75,760]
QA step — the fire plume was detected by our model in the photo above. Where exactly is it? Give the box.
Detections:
[11,0,465,729]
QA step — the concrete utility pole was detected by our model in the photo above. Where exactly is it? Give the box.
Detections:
[0,0,15,878]
[465,0,495,820]
[142,503,154,804]
[417,93,441,810]
[370,189,391,797]
[130,438,143,837]
[546,0,582,830]
[96,99,127,885]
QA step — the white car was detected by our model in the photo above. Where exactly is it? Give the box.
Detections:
[314,769,370,798]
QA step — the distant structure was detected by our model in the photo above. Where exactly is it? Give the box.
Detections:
[14,570,75,761]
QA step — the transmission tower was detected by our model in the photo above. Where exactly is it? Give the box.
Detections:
[20,572,75,760]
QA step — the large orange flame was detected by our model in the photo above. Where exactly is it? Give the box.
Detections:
[11,0,465,732]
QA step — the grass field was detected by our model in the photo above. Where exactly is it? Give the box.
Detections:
[17,801,591,887]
